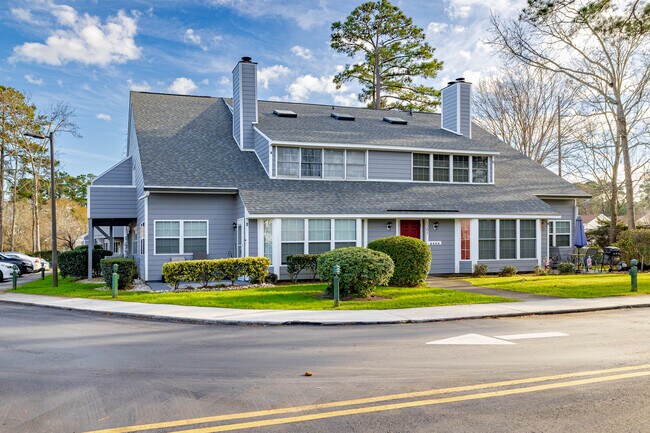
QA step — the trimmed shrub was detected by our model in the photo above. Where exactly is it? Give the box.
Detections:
[100,258,138,290]
[287,254,320,282]
[472,263,489,277]
[59,248,112,278]
[557,262,577,274]
[533,265,550,276]
[161,257,271,289]
[499,265,518,277]
[317,247,394,298]
[34,250,56,262]
[367,236,432,286]
[75,245,106,251]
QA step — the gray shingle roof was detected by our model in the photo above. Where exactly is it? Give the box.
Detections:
[131,92,589,216]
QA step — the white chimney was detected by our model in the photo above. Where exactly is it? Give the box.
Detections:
[441,78,471,138]
[232,56,258,149]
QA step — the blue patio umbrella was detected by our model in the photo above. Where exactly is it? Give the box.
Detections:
[574,216,588,248]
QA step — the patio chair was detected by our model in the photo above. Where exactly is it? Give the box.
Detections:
[549,247,562,269]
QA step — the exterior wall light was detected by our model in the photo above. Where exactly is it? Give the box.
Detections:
[232,222,237,230]
[387,221,393,231]
[433,221,440,230]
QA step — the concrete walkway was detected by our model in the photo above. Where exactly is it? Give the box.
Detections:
[1,290,650,325]
[426,276,559,301]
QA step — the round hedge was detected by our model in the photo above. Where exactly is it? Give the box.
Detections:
[317,247,394,298]
[367,236,431,287]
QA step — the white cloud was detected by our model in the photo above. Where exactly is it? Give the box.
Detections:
[56,79,64,87]
[201,78,209,85]
[168,77,198,95]
[427,22,448,34]
[184,28,207,51]
[24,74,44,85]
[285,74,362,106]
[11,6,141,67]
[445,0,524,19]
[290,45,313,60]
[257,65,291,90]
[11,7,33,22]
[218,76,231,86]
[127,79,151,91]
[96,113,112,121]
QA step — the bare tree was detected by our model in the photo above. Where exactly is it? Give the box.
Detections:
[490,0,650,229]
[474,64,578,169]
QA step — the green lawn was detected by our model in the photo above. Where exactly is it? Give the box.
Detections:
[464,273,650,298]
[12,276,513,310]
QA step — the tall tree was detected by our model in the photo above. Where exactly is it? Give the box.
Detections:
[490,0,650,229]
[474,65,578,168]
[331,0,443,111]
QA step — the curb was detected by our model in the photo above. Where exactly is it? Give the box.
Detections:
[2,297,650,326]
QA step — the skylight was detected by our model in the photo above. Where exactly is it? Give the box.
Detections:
[383,116,408,125]
[331,112,355,121]
[273,109,297,118]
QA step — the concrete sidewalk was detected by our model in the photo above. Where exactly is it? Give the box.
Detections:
[2,291,650,325]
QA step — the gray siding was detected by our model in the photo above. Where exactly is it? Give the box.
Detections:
[240,62,257,150]
[544,199,577,261]
[88,186,137,219]
[367,151,411,181]
[459,261,472,273]
[128,106,146,277]
[367,219,397,242]
[253,130,270,175]
[477,259,538,273]
[428,219,455,274]
[249,219,258,257]
[232,65,241,146]
[93,157,132,185]
[146,193,237,281]
[441,85,457,133]
[459,84,471,137]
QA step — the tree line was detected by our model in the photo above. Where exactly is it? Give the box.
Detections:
[0,86,93,254]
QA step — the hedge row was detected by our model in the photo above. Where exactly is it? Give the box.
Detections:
[162,257,271,289]
[287,254,319,282]
[367,236,431,287]
[317,247,394,298]
[100,258,138,290]
[59,246,112,278]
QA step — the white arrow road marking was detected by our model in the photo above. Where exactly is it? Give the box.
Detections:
[426,334,516,345]
[494,332,569,341]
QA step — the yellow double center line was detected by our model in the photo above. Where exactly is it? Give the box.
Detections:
[86,364,650,433]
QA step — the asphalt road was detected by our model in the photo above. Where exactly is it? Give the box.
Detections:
[1,304,649,433]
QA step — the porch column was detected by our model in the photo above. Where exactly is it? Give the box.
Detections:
[87,218,93,280]
[109,226,115,256]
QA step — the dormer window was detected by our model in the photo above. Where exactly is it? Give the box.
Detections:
[453,156,470,182]
[472,156,489,183]
[273,109,297,118]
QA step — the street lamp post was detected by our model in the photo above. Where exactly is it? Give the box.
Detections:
[24,131,58,287]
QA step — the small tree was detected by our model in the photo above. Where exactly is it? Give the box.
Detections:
[331,0,443,111]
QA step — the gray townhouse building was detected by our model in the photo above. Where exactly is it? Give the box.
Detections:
[87,56,589,281]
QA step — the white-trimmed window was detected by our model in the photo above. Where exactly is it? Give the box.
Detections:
[154,220,208,255]
[432,154,450,182]
[549,220,571,247]
[472,156,489,183]
[280,219,357,264]
[346,151,366,179]
[453,155,470,182]
[519,220,537,259]
[139,222,145,255]
[263,219,273,262]
[478,220,496,260]
[412,153,430,181]
[277,147,300,178]
[324,150,345,179]
[499,220,517,259]
[301,148,322,178]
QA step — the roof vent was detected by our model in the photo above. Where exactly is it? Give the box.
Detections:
[383,116,408,125]
[456,77,465,82]
[331,112,355,121]
[273,109,297,118]
[241,56,252,62]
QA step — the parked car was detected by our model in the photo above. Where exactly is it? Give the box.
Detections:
[0,261,17,282]
[41,260,51,271]
[2,252,42,272]
[0,254,32,275]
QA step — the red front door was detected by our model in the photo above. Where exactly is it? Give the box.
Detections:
[400,220,421,239]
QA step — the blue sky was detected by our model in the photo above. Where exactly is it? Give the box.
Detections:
[0,0,521,177]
